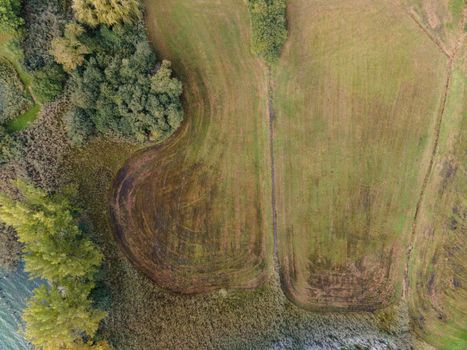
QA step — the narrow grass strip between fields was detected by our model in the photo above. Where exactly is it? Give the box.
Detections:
[403,36,463,299]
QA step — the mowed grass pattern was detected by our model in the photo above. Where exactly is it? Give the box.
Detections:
[273,0,449,310]
[110,0,272,293]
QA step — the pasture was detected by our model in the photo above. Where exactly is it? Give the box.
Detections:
[110,0,273,293]
[273,0,449,311]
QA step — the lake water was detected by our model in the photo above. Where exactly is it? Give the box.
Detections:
[0,264,41,350]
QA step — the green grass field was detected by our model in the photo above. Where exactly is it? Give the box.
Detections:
[273,0,449,311]
[110,0,273,293]
[61,0,465,347]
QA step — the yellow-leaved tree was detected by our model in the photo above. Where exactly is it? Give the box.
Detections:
[72,0,140,27]
[51,22,89,72]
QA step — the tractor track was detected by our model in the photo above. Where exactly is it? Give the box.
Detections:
[267,69,280,279]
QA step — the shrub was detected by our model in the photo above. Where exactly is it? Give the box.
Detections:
[16,98,70,190]
[63,107,94,145]
[0,126,20,164]
[68,24,184,143]
[0,59,33,123]
[31,63,66,103]
[0,223,21,269]
[0,161,26,270]
[0,0,23,33]
[247,0,287,64]
[72,0,140,27]
[22,0,65,70]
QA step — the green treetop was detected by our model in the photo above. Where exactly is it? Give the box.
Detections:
[0,181,102,282]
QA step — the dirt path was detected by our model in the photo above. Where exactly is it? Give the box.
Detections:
[267,69,280,281]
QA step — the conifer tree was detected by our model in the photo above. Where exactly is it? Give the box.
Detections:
[0,181,102,282]
[0,180,109,349]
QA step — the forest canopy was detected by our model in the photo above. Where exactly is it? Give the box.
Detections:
[67,24,183,144]
[0,0,23,33]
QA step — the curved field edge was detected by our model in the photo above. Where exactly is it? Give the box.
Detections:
[273,0,449,311]
[109,0,273,293]
[408,48,466,349]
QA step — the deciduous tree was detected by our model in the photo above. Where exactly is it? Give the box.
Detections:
[23,284,106,349]
[0,181,108,349]
[72,0,140,27]
[0,0,23,33]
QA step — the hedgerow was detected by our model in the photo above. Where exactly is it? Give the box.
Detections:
[247,0,287,64]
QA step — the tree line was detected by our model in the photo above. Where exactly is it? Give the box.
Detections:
[0,0,186,348]
[0,181,110,349]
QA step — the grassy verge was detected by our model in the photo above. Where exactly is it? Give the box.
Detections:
[6,104,40,132]
[408,60,466,349]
